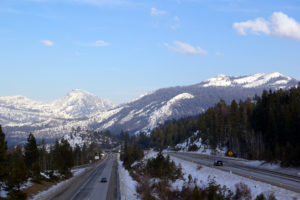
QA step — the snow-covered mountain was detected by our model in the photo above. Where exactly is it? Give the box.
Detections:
[0,89,114,128]
[199,72,294,88]
[51,89,114,118]
[2,72,298,145]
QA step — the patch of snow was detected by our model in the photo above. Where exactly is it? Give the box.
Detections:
[31,167,90,200]
[118,154,140,200]
[101,118,118,129]
[147,93,194,128]
[170,155,300,200]
[40,172,50,179]
[91,107,123,123]
[203,74,232,87]
[174,131,226,156]
[20,179,33,190]
[273,79,288,85]
[120,110,136,124]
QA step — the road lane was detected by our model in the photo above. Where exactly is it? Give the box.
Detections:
[72,154,115,200]
[106,154,119,200]
[167,152,300,193]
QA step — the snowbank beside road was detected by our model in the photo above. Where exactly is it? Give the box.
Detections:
[30,167,90,200]
[170,155,300,200]
[118,154,139,200]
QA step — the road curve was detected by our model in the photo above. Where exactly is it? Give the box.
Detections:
[167,152,300,193]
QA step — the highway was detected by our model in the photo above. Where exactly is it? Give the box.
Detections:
[50,153,118,200]
[167,152,300,193]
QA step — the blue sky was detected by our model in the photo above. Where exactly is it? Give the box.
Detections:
[1,0,300,104]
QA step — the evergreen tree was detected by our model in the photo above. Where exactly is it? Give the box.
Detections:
[53,139,74,177]
[24,133,39,169]
[6,146,28,200]
[0,125,8,196]
[24,133,40,181]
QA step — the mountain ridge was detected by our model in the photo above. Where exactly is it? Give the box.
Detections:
[1,72,298,145]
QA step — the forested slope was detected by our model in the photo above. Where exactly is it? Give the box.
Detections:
[136,83,300,166]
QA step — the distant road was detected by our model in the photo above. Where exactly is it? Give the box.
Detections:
[167,152,300,193]
[51,153,118,200]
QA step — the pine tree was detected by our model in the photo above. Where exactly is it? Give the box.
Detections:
[24,133,40,181]
[0,125,8,196]
[24,133,39,169]
[53,139,74,177]
[6,146,28,200]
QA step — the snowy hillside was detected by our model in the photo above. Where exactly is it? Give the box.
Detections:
[62,129,119,149]
[0,89,114,125]
[1,72,298,145]
[200,72,296,89]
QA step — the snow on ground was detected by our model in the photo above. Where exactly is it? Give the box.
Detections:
[174,132,226,156]
[0,179,33,198]
[143,150,158,160]
[170,155,300,200]
[174,132,300,177]
[118,154,140,200]
[147,93,195,129]
[201,72,292,88]
[40,172,50,180]
[20,179,33,190]
[235,160,300,177]
[0,183,8,198]
[30,167,90,200]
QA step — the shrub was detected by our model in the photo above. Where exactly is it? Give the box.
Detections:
[136,175,156,200]
[233,182,252,200]
[7,190,27,200]
[255,194,266,200]
[145,152,182,181]
[266,192,277,200]
[188,144,199,151]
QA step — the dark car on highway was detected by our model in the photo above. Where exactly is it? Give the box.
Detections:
[214,160,223,166]
[100,177,107,182]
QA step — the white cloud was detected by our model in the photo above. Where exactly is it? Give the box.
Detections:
[91,40,110,46]
[233,18,270,35]
[216,52,224,56]
[270,12,300,40]
[233,12,300,40]
[42,40,54,47]
[151,8,167,16]
[164,41,207,55]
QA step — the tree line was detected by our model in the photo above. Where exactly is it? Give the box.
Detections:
[134,84,300,166]
[0,127,103,199]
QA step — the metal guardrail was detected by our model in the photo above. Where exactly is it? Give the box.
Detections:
[116,158,121,200]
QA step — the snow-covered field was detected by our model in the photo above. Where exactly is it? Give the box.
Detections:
[170,155,300,200]
[30,167,90,200]
[118,154,139,200]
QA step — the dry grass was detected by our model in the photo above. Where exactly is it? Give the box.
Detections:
[23,180,59,198]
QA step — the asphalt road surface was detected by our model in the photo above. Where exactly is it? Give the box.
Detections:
[167,152,300,193]
[51,153,118,200]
